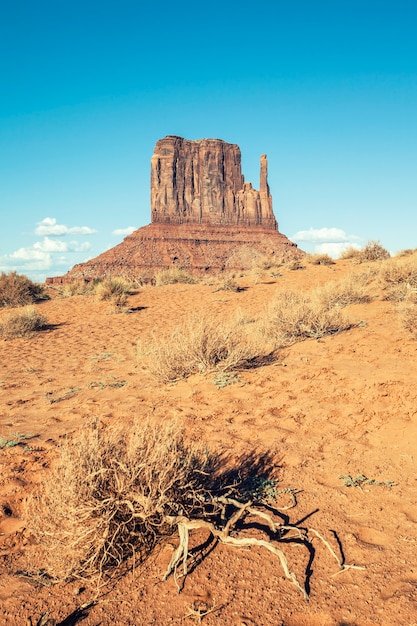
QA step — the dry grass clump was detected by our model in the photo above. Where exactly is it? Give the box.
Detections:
[285,259,305,271]
[154,268,196,286]
[305,253,335,266]
[317,272,373,308]
[262,289,353,348]
[0,271,46,308]
[378,257,417,302]
[341,241,390,263]
[339,246,362,260]
[56,281,96,298]
[0,305,48,338]
[401,305,417,339]
[94,277,131,312]
[144,313,262,382]
[25,420,216,582]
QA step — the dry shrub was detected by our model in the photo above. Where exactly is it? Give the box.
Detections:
[57,281,96,298]
[286,259,305,271]
[262,289,352,347]
[25,420,216,582]
[396,248,417,258]
[378,257,417,302]
[154,268,196,286]
[339,246,362,260]
[94,278,131,312]
[0,271,45,308]
[25,421,282,585]
[145,313,262,382]
[340,241,390,263]
[0,305,48,338]
[305,253,335,266]
[317,273,372,308]
[94,277,131,300]
[401,305,417,339]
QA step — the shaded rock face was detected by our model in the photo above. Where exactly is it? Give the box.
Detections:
[46,136,302,284]
[151,136,277,229]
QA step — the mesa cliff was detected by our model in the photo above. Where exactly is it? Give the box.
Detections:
[47,136,301,283]
[151,136,276,229]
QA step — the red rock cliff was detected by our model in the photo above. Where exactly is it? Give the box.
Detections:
[151,136,277,229]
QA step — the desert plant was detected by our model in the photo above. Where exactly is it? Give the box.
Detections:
[286,259,305,271]
[262,289,353,347]
[94,277,131,300]
[0,306,48,338]
[401,304,417,339]
[145,312,262,382]
[359,240,390,262]
[339,246,362,260]
[317,273,372,308]
[56,281,96,298]
[378,257,417,302]
[154,268,196,286]
[305,253,335,266]
[0,271,46,308]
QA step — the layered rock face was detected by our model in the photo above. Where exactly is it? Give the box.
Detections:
[151,136,277,229]
[47,136,301,284]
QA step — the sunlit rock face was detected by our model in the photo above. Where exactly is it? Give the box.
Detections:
[151,136,277,229]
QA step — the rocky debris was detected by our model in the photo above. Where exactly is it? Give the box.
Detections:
[47,136,302,284]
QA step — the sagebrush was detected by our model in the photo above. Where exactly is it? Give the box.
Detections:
[0,272,45,308]
[144,312,262,382]
[0,306,48,338]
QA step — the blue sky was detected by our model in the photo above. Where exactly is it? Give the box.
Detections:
[1,1,416,281]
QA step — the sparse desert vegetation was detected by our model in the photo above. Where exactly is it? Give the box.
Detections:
[1,255,417,625]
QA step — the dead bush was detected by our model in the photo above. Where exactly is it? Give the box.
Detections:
[25,420,216,582]
[305,253,335,266]
[94,278,131,312]
[339,246,362,260]
[144,313,262,382]
[24,421,357,597]
[56,281,96,298]
[401,305,417,339]
[378,258,417,302]
[262,289,353,347]
[94,277,131,300]
[0,305,48,338]
[317,273,372,308]
[0,271,46,308]
[25,421,280,585]
[154,268,196,286]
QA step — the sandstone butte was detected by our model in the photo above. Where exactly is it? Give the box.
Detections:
[46,136,302,284]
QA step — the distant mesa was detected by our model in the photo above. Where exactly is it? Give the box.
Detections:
[47,136,302,284]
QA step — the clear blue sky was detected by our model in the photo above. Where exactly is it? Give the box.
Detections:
[1,0,416,281]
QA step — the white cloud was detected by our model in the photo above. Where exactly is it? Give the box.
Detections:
[112,226,137,236]
[314,242,361,258]
[33,237,68,252]
[291,227,360,244]
[35,217,97,236]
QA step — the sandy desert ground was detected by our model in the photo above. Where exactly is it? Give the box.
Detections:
[0,257,416,625]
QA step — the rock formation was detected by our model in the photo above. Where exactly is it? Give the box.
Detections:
[150,136,276,229]
[47,136,302,284]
